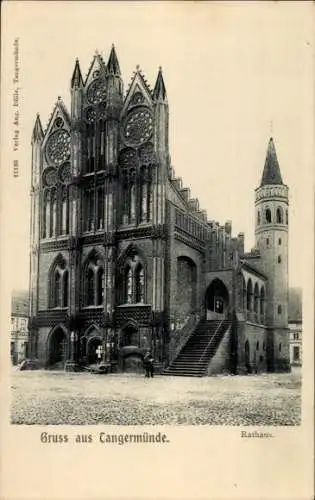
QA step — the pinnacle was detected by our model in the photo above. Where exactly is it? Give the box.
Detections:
[71,58,83,88]
[107,44,121,75]
[153,66,167,101]
[32,114,44,142]
[260,137,283,186]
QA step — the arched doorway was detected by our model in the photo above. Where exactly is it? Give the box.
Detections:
[48,327,68,368]
[87,337,102,364]
[205,278,229,320]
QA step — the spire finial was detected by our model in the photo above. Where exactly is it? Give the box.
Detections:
[136,64,140,71]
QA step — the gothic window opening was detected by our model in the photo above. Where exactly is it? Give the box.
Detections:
[278,255,282,263]
[63,270,69,308]
[50,255,69,309]
[247,279,253,311]
[43,190,51,238]
[285,209,288,225]
[53,272,61,308]
[254,283,259,315]
[61,186,69,235]
[97,186,104,230]
[265,208,272,224]
[135,264,144,303]
[278,304,282,315]
[98,119,106,171]
[119,250,146,305]
[83,188,95,232]
[51,189,57,237]
[96,268,104,306]
[86,268,95,306]
[83,252,104,307]
[125,266,133,304]
[260,286,265,320]
[276,207,283,224]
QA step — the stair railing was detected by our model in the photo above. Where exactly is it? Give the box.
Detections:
[170,313,200,362]
[199,308,231,367]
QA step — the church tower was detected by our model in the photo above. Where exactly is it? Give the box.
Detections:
[255,138,290,370]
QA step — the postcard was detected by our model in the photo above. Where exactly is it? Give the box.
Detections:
[1,2,314,499]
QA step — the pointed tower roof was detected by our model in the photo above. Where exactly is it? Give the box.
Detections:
[32,113,44,142]
[153,66,167,101]
[107,44,121,75]
[260,137,283,186]
[71,58,83,88]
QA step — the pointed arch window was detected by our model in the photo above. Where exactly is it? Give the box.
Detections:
[119,250,146,305]
[285,209,288,225]
[53,272,61,308]
[43,190,51,238]
[247,279,253,312]
[125,266,133,304]
[253,283,259,314]
[83,252,104,307]
[135,264,144,303]
[96,268,104,306]
[63,270,69,307]
[61,186,69,235]
[276,207,283,224]
[265,208,272,224]
[97,186,104,230]
[86,268,95,306]
[260,286,265,321]
[49,255,69,308]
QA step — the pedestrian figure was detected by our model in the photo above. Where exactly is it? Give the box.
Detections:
[144,351,154,378]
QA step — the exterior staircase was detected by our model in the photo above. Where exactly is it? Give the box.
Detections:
[163,319,231,377]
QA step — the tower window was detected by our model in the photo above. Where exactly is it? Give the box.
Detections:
[256,341,259,351]
[279,343,282,353]
[276,207,283,224]
[266,238,269,247]
[278,255,281,263]
[278,305,282,314]
[286,209,288,225]
[265,208,272,224]
[278,238,282,245]
[257,211,261,225]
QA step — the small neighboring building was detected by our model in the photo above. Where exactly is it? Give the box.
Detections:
[11,290,29,364]
[288,287,302,366]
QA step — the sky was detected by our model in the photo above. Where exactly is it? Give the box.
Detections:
[1,1,314,293]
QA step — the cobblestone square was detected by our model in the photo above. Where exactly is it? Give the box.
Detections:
[11,367,301,425]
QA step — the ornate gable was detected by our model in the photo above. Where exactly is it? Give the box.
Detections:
[42,99,71,170]
[122,69,153,115]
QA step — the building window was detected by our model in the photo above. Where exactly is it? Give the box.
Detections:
[50,255,69,308]
[266,238,269,247]
[285,209,288,225]
[278,304,282,314]
[83,251,104,307]
[256,341,259,350]
[279,343,282,353]
[276,207,283,224]
[257,211,261,225]
[278,255,281,263]
[265,208,272,224]
[278,238,282,245]
[119,248,146,305]
[293,332,299,340]
[293,346,300,361]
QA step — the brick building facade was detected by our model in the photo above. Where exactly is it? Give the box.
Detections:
[28,46,290,375]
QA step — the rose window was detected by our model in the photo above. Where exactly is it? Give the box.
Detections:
[59,162,71,183]
[87,78,107,105]
[139,142,155,164]
[86,107,96,123]
[124,107,153,147]
[46,130,71,165]
[43,167,57,187]
[119,148,138,169]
